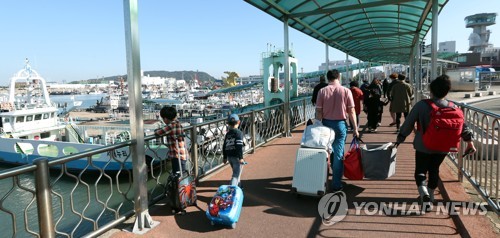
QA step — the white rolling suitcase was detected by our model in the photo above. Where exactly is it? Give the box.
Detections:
[291,148,329,196]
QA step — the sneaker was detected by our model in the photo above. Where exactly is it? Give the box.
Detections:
[389,122,396,127]
[428,187,435,203]
[418,186,432,212]
[377,123,381,126]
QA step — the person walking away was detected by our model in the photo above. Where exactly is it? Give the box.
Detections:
[386,73,399,126]
[382,77,389,98]
[389,74,413,132]
[155,106,188,174]
[368,78,383,126]
[311,75,328,106]
[395,75,476,209]
[349,81,363,132]
[223,114,246,186]
[365,88,381,132]
[316,69,359,191]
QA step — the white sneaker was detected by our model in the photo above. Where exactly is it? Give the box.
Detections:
[428,187,435,203]
[418,186,432,212]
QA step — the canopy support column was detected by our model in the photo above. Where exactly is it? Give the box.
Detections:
[123,0,159,234]
[283,15,291,137]
[325,42,329,71]
[345,52,350,83]
[431,0,439,81]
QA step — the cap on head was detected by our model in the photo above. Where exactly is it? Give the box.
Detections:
[227,114,239,123]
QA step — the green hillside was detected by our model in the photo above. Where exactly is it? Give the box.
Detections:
[70,71,217,84]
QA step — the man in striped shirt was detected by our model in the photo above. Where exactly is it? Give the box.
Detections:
[154,106,187,174]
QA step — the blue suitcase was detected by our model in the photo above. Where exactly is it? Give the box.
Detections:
[206,185,244,229]
[206,162,246,228]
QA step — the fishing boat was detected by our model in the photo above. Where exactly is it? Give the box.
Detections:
[0,59,168,172]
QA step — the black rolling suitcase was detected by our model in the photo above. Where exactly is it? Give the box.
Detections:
[166,135,197,215]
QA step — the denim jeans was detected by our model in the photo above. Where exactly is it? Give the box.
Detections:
[228,156,242,186]
[322,119,347,190]
[171,157,186,175]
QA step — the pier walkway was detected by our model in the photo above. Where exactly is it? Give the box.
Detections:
[107,92,500,238]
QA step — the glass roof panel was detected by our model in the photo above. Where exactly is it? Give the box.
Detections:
[244,0,450,64]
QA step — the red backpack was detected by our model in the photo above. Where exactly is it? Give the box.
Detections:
[421,99,464,152]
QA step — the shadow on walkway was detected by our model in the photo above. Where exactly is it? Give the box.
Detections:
[110,106,497,238]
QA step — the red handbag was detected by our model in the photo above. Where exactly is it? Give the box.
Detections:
[343,137,364,180]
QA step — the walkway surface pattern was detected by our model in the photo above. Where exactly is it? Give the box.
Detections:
[108,92,500,238]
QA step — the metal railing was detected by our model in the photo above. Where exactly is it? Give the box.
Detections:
[450,103,500,215]
[0,98,314,237]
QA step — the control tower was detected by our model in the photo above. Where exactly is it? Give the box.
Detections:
[465,13,497,53]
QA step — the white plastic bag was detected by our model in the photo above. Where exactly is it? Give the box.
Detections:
[300,121,335,151]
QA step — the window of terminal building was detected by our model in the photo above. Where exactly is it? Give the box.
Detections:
[16,116,24,123]
[43,113,49,119]
[35,114,42,120]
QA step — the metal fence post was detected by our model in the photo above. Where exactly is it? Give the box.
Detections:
[282,103,288,136]
[302,99,307,125]
[458,104,465,182]
[34,158,55,238]
[251,110,256,154]
[190,126,199,178]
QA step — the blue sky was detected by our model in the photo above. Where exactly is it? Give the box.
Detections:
[1,1,499,86]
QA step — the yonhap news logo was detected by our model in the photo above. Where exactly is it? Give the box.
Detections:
[317,191,348,226]
[318,192,488,226]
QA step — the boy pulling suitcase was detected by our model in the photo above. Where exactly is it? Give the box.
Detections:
[206,114,247,228]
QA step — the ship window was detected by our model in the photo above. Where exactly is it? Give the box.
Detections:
[16,116,24,123]
[26,115,33,122]
[40,132,50,138]
[43,113,49,119]
[35,114,42,120]
[37,144,58,157]
[51,112,55,118]
[4,118,10,123]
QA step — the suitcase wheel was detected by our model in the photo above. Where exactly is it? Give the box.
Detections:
[210,221,215,226]
[231,223,236,229]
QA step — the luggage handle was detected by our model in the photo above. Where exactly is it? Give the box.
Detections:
[349,136,364,149]
[236,161,248,186]
[174,134,188,178]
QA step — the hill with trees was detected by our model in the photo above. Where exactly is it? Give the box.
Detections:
[70,70,217,84]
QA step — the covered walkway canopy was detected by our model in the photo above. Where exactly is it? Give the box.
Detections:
[244,0,449,64]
